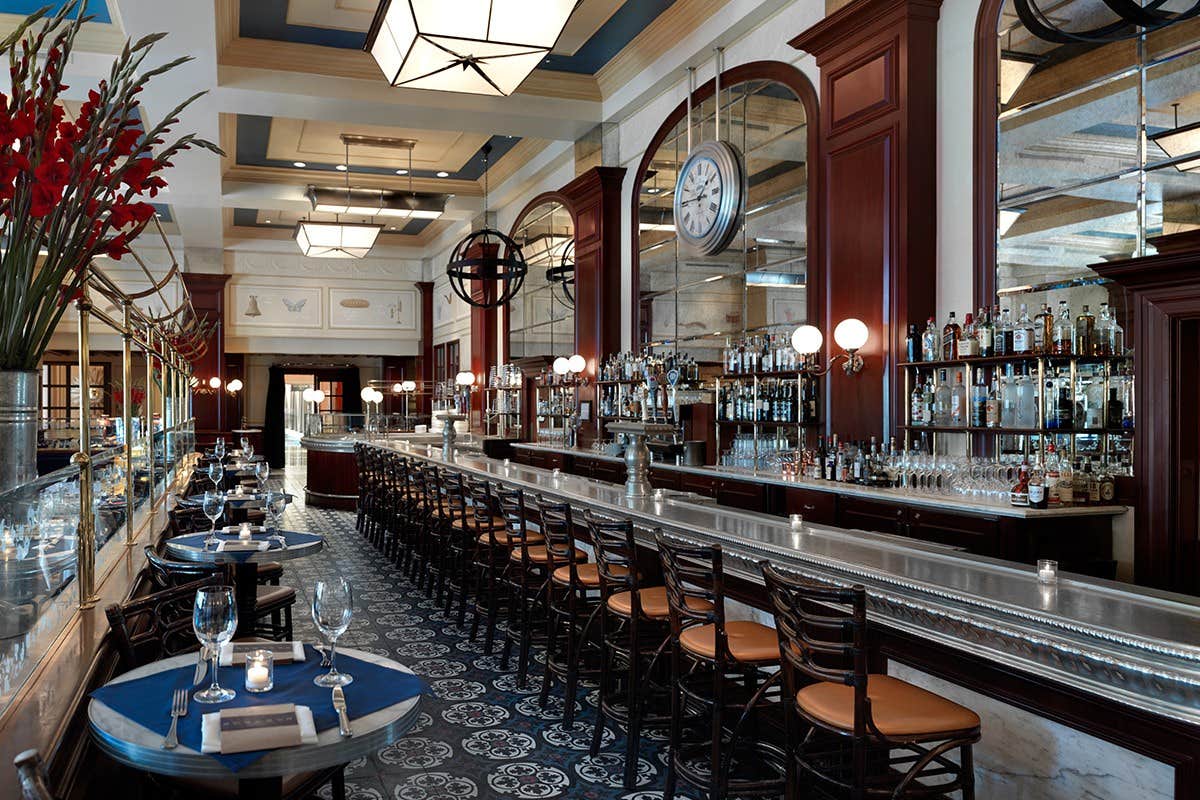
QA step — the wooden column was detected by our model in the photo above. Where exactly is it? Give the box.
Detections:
[415,281,433,419]
[181,273,230,445]
[1093,231,1200,592]
[790,0,940,440]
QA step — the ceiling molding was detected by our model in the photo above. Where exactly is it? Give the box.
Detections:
[485,138,553,192]
[595,0,728,99]
[224,164,484,196]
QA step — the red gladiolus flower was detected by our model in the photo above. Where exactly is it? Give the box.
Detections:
[104,232,130,259]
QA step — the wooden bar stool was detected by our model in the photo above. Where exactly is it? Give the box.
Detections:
[587,514,681,790]
[762,564,980,800]
[442,471,476,623]
[658,533,786,800]
[354,443,368,534]
[406,462,433,587]
[536,497,601,726]
[392,454,420,571]
[467,477,519,652]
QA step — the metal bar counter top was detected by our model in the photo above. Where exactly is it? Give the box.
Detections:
[377,440,1200,727]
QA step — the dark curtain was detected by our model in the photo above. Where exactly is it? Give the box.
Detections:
[264,365,285,468]
[342,367,363,415]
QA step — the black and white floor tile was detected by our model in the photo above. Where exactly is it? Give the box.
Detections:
[275,447,699,800]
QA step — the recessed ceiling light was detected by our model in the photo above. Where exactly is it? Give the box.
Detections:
[436,171,449,178]
[265,219,272,224]
[395,169,408,175]
[646,187,661,194]
[335,164,348,171]
[389,226,397,230]
[293,161,307,168]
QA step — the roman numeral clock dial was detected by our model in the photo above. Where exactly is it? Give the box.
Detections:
[671,139,745,256]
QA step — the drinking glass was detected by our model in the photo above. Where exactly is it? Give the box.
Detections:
[265,491,288,548]
[213,437,226,462]
[243,442,255,462]
[202,491,225,549]
[254,461,270,492]
[240,435,250,454]
[192,585,238,703]
[312,577,354,687]
[207,461,223,492]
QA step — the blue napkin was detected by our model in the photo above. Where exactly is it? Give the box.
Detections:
[91,645,425,772]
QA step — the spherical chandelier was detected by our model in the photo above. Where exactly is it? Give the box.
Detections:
[1013,0,1200,43]
[445,143,527,309]
[546,239,575,308]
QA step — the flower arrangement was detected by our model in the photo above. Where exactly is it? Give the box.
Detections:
[0,1,221,370]
[110,383,146,416]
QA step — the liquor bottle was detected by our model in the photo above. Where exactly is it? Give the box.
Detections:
[1055,387,1074,430]
[910,380,926,426]
[950,371,968,427]
[1075,304,1096,356]
[802,375,819,424]
[1095,304,1113,356]
[957,314,979,358]
[977,307,995,357]
[1045,444,1061,507]
[1106,387,1123,429]
[1033,303,1050,353]
[942,312,961,360]
[995,307,1013,356]
[1012,303,1034,354]
[1099,464,1116,503]
[906,323,921,362]
[816,435,828,480]
[1028,456,1047,509]
[985,379,1001,428]
[763,335,774,373]
[1052,301,1073,355]
[1009,462,1030,507]
[1073,460,1089,506]
[934,369,952,426]
[1109,307,1125,356]
[921,317,939,362]
[1015,365,1038,428]
[1057,455,1074,505]
[922,376,935,425]
[970,371,988,428]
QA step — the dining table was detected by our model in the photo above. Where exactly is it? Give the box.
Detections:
[88,646,423,799]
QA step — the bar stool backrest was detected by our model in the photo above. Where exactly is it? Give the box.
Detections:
[657,532,724,643]
[536,497,580,578]
[467,477,503,544]
[585,512,639,603]
[144,545,221,588]
[422,464,443,517]
[762,564,868,729]
[444,471,468,520]
[495,486,530,548]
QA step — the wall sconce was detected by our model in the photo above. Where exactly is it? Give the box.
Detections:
[301,387,326,413]
[192,376,223,396]
[791,318,869,376]
[455,370,477,388]
[552,354,589,385]
[226,378,243,394]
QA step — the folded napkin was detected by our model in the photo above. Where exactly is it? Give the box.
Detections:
[219,641,305,667]
[201,704,317,755]
[217,540,270,552]
[221,524,265,534]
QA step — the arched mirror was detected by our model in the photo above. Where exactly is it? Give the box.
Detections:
[508,198,575,359]
[636,66,816,364]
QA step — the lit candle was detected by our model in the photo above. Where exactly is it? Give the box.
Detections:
[245,649,274,692]
[246,665,269,690]
[790,513,804,532]
[238,523,252,542]
[235,484,244,496]
[1037,559,1058,584]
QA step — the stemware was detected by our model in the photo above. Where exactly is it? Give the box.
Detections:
[202,491,225,549]
[192,586,238,703]
[213,437,226,462]
[312,577,354,687]
[243,442,255,461]
[206,460,223,492]
[254,461,270,492]
[265,491,288,548]
[240,435,250,454]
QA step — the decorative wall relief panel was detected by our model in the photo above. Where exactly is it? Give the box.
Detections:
[328,288,417,330]
[230,284,323,329]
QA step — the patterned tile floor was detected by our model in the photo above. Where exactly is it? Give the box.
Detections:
[276,446,701,800]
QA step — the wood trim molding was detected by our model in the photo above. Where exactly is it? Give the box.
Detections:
[972,0,1003,309]
[595,0,727,98]
[486,137,553,192]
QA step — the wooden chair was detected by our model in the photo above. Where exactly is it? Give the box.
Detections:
[104,574,226,671]
[14,750,54,800]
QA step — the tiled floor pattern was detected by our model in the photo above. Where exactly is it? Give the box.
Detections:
[275,447,702,800]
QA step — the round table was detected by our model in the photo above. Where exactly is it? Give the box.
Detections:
[164,530,321,638]
[88,648,421,799]
[179,491,295,509]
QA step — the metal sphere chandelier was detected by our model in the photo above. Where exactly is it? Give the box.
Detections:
[547,239,575,308]
[1013,0,1200,43]
[446,143,527,309]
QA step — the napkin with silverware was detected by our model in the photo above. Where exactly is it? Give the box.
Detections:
[221,524,265,534]
[201,704,317,754]
[216,540,270,552]
[219,641,306,667]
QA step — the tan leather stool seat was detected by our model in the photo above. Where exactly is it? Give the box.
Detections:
[607,586,713,619]
[255,585,296,610]
[678,620,779,663]
[452,515,505,530]
[796,675,980,737]
[551,562,630,586]
[477,530,544,546]
[511,544,585,564]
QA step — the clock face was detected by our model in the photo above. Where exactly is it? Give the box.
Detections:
[672,140,744,256]
[678,156,722,239]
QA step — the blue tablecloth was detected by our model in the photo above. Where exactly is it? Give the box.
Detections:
[181,492,294,508]
[169,529,321,555]
[92,646,425,772]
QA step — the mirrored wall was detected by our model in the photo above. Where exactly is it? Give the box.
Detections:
[637,74,811,364]
[508,199,575,359]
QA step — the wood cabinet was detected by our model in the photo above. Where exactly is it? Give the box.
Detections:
[717,478,766,512]
[783,486,838,526]
[908,507,1000,557]
[679,472,719,498]
[649,468,681,491]
[838,496,906,537]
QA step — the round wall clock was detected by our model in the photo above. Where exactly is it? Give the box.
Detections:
[672,139,744,256]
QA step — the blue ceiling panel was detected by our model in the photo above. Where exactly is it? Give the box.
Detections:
[0,0,111,24]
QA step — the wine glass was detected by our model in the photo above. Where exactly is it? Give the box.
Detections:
[206,460,223,492]
[265,491,288,548]
[192,586,238,703]
[312,577,354,687]
[254,461,270,493]
[202,491,225,549]
[240,435,250,454]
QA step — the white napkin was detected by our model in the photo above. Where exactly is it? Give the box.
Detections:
[221,524,265,533]
[219,641,306,667]
[216,540,269,552]
[200,705,318,753]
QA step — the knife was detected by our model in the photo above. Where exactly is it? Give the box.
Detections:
[332,686,353,737]
[192,646,209,686]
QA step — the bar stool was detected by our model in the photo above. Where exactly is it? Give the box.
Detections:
[536,497,600,725]
[391,454,420,571]
[762,564,980,799]
[658,533,785,799]
[441,471,476,622]
[354,443,368,534]
[467,477,518,652]
[420,464,451,599]
[497,486,573,687]
[587,514,682,790]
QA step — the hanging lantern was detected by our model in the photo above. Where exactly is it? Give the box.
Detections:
[445,143,527,309]
[546,238,574,308]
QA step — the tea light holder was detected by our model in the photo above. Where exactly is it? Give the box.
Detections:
[503,458,511,466]
[1037,559,1058,584]
[245,649,274,692]
[235,484,245,496]
[238,522,253,542]
[790,513,805,532]
[653,488,666,502]
[551,468,561,479]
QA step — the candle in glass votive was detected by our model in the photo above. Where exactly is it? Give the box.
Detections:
[503,458,510,466]
[552,468,561,478]
[238,523,252,542]
[235,484,244,496]
[790,514,804,532]
[245,649,273,692]
[1037,559,1058,584]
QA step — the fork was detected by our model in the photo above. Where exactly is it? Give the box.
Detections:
[163,688,188,750]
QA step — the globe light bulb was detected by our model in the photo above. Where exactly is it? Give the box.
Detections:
[226,378,243,392]
[208,376,222,389]
[392,382,404,392]
[455,370,476,386]
[552,357,570,375]
[311,389,326,404]
[301,388,314,403]
[567,354,586,374]
[402,380,417,392]
[360,386,374,401]
[834,318,869,352]
[791,325,823,355]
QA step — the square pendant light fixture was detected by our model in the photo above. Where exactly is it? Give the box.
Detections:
[365,0,581,96]
[294,220,383,259]
[999,50,1041,105]
[1150,105,1200,172]
[306,186,447,220]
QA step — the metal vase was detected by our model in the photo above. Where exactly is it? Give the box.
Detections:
[0,370,38,495]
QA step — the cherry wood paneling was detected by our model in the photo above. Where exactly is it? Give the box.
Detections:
[181,273,230,440]
[415,281,433,418]
[562,166,626,370]
[790,0,941,440]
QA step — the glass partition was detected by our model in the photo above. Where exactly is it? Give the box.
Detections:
[509,200,575,359]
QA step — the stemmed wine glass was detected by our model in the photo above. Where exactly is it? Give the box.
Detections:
[312,577,354,687]
[192,586,238,703]
[265,491,288,549]
[207,460,223,493]
[213,437,226,463]
[254,461,270,493]
[240,435,250,454]
[202,491,226,550]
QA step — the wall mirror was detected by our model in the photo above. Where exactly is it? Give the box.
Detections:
[508,198,576,360]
